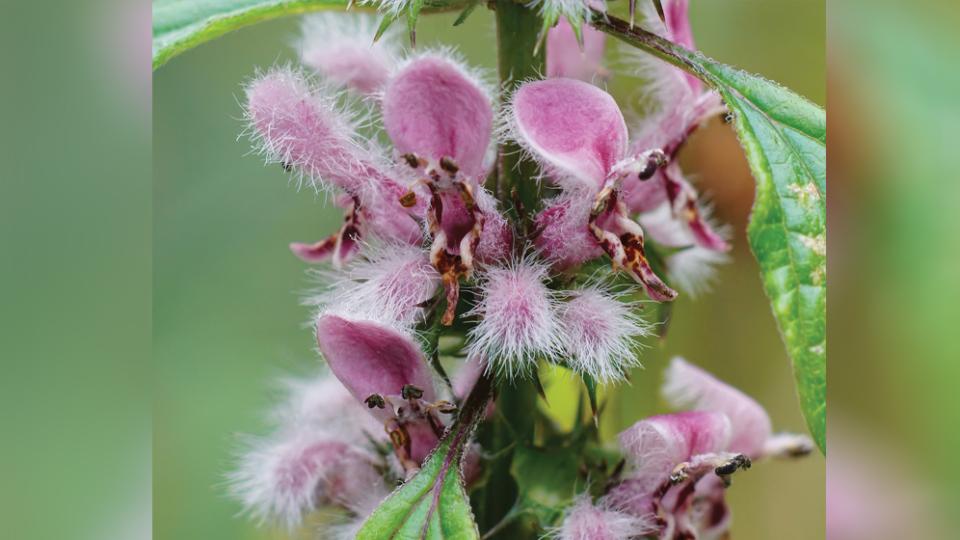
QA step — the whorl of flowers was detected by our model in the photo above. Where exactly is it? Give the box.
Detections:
[228,4,810,537]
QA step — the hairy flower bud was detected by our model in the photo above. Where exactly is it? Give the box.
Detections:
[559,287,650,383]
[467,260,563,378]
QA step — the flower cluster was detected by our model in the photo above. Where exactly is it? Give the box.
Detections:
[557,358,813,540]
[229,2,807,537]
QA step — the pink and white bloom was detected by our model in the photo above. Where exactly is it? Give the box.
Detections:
[599,358,812,538]
[229,372,391,529]
[298,13,398,94]
[312,247,449,469]
[467,259,564,378]
[622,0,730,253]
[248,52,511,321]
[558,286,650,383]
[546,18,607,83]
[383,53,511,323]
[554,495,657,540]
[245,67,420,266]
[509,77,677,301]
[638,203,729,297]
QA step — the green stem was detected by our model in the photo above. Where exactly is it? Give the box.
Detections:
[470,3,545,537]
[495,0,545,218]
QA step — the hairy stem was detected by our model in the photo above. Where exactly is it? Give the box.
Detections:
[588,9,708,80]
[495,0,545,218]
[469,2,544,537]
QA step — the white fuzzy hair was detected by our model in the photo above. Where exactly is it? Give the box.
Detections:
[360,0,411,16]
[306,242,439,331]
[298,11,401,64]
[270,370,387,445]
[242,64,387,195]
[228,430,386,530]
[547,494,658,540]
[558,285,652,384]
[297,12,401,95]
[466,256,565,380]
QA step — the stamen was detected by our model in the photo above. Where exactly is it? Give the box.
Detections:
[589,189,678,301]
[365,394,386,409]
[401,384,424,400]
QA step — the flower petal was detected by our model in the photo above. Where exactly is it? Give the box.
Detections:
[617,411,731,492]
[662,358,771,457]
[546,20,607,83]
[245,67,378,192]
[534,194,604,268]
[315,315,435,416]
[382,54,493,177]
[511,78,628,190]
[298,13,397,94]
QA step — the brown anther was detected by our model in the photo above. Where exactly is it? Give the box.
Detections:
[455,180,477,210]
[433,400,458,414]
[399,191,418,208]
[439,156,459,176]
[402,153,422,169]
[365,394,386,409]
[401,384,424,400]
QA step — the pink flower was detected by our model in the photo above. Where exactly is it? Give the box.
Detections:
[509,77,677,301]
[622,0,730,253]
[558,286,650,383]
[383,53,511,323]
[298,13,398,94]
[229,372,391,528]
[312,253,450,469]
[601,358,812,538]
[546,19,607,83]
[246,52,510,285]
[637,202,730,297]
[467,259,564,379]
[245,68,420,266]
[555,495,657,540]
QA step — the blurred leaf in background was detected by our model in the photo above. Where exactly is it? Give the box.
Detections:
[828,0,960,537]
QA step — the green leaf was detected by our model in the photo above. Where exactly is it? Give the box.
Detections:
[357,373,493,539]
[509,444,583,528]
[592,13,826,453]
[152,0,471,70]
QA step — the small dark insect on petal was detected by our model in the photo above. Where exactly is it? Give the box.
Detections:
[365,393,386,409]
[715,454,751,476]
[637,150,667,180]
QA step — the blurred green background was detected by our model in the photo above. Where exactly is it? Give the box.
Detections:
[153,2,825,538]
